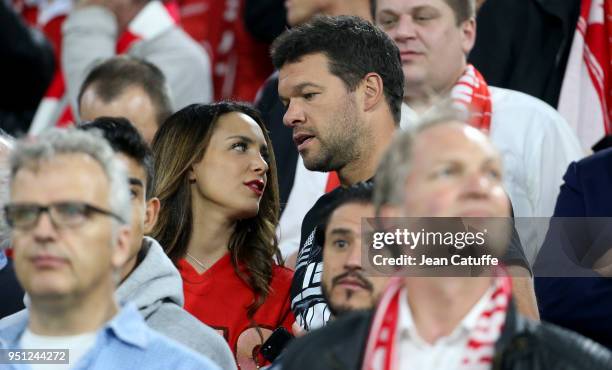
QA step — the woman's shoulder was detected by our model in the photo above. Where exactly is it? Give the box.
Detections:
[270,264,294,287]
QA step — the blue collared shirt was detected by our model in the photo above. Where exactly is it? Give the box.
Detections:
[0,250,7,271]
[0,303,221,370]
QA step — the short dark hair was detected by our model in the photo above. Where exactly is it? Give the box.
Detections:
[78,117,155,199]
[315,181,374,248]
[271,15,403,124]
[371,0,475,25]
[77,56,173,127]
[445,0,475,24]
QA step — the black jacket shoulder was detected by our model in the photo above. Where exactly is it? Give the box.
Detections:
[278,302,612,370]
[280,310,372,370]
[496,314,612,370]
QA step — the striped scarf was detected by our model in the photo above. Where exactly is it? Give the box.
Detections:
[362,273,512,370]
[451,64,493,133]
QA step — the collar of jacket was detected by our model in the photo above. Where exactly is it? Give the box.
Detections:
[492,298,536,368]
[320,299,529,370]
[325,311,373,370]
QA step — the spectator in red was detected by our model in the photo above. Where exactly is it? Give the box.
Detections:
[151,102,294,369]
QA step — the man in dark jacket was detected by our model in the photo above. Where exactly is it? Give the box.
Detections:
[535,148,612,350]
[273,104,612,369]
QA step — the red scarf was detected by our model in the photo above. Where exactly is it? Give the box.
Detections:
[362,273,512,370]
[451,64,493,133]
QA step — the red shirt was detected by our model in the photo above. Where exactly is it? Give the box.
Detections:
[179,253,294,369]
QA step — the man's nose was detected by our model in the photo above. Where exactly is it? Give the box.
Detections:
[344,243,363,269]
[462,171,494,198]
[31,212,58,242]
[393,15,418,41]
[283,101,306,128]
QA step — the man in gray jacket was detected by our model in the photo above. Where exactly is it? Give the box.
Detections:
[78,117,236,369]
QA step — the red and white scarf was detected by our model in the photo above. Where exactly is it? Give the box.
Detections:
[450,64,493,134]
[29,1,179,134]
[558,0,612,150]
[362,273,512,370]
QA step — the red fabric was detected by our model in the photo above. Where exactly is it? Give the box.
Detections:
[362,273,512,370]
[581,0,612,134]
[450,64,493,133]
[41,15,66,69]
[179,253,294,369]
[16,4,38,26]
[164,0,182,22]
[325,171,341,193]
[557,0,612,149]
[11,1,66,72]
[177,0,272,101]
[116,31,142,54]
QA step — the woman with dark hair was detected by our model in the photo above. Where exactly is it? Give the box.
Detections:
[151,102,294,368]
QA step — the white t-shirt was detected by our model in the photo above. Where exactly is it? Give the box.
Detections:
[277,156,329,259]
[401,87,585,263]
[19,329,97,370]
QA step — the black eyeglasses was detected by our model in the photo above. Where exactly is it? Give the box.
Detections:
[4,202,124,230]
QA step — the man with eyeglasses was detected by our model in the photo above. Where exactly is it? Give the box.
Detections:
[0,128,219,370]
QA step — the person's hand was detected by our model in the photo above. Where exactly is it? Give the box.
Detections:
[291,321,306,338]
[594,248,612,276]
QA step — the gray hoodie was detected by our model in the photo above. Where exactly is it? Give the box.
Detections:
[116,237,236,370]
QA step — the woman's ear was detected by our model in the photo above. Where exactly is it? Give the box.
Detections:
[188,167,196,183]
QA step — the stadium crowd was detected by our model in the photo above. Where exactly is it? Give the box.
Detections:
[2,0,612,369]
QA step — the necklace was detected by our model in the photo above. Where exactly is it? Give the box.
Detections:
[186,252,208,270]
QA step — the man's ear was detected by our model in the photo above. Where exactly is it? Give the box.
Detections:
[362,72,385,113]
[143,197,161,234]
[460,18,476,55]
[111,225,132,269]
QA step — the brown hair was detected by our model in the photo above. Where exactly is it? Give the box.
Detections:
[78,56,172,127]
[150,102,282,318]
[445,0,475,24]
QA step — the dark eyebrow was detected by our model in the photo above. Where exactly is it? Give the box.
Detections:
[292,82,323,94]
[226,135,254,144]
[378,9,399,17]
[329,228,353,237]
[129,178,144,188]
[280,82,324,106]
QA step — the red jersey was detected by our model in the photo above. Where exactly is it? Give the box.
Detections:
[179,253,294,369]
